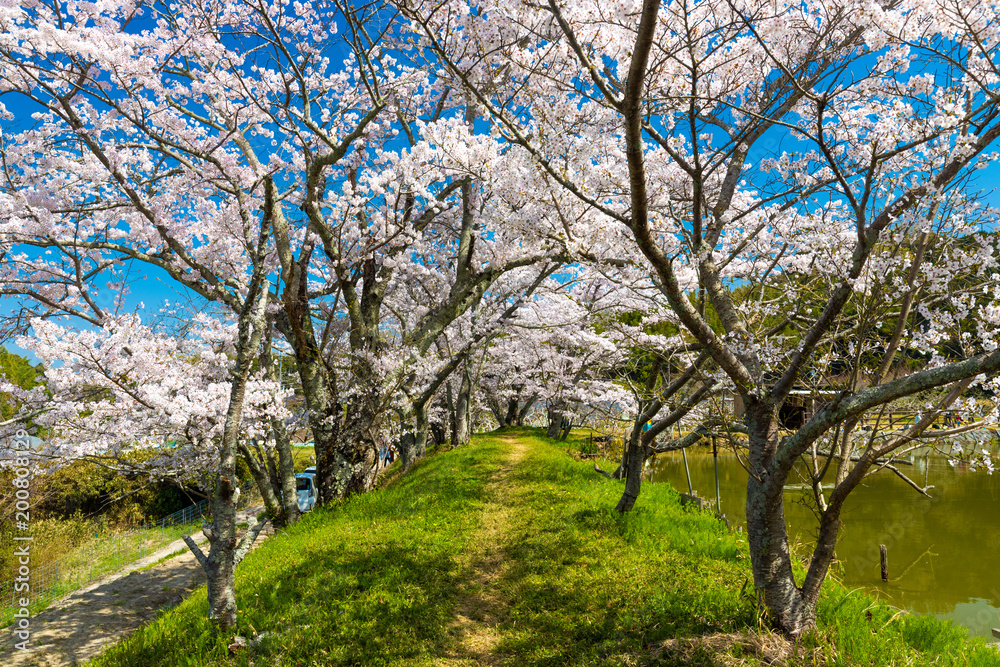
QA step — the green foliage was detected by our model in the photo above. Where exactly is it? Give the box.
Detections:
[89,429,996,666]
[26,454,194,526]
[0,346,43,421]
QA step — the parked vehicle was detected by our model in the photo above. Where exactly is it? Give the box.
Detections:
[295,472,316,512]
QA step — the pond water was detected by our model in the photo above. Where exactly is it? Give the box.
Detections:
[648,444,1000,640]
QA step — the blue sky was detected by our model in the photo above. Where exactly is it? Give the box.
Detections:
[2,5,1000,363]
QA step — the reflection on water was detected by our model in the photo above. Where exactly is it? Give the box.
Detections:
[649,446,1000,639]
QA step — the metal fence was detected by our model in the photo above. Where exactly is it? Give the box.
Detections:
[1,486,260,628]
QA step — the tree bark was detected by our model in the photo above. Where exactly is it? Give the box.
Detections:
[414,401,428,459]
[197,232,271,630]
[447,381,457,445]
[515,393,537,426]
[397,431,416,471]
[260,334,300,526]
[327,385,381,497]
[238,442,285,527]
[503,397,518,427]
[272,417,300,526]
[486,389,509,428]
[454,365,472,446]
[546,405,564,439]
[616,426,645,512]
[743,400,815,635]
[430,421,447,446]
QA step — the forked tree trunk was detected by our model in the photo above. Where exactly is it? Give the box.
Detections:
[515,393,537,426]
[239,443,285,525]
[744,400,817,635]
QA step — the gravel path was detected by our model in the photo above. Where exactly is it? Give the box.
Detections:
[0,505,270,667]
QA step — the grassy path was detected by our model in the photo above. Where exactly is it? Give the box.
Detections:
[442,435,528,665]
[89,430,998,667]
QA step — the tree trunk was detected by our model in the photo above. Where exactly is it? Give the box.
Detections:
[398,431,416,471]
[515,393,537,426]
[746,472,814,634]
[324,394,381,498]
[447,381,457,445]
[259,334,300,526]
[616,426,645,512]
[744,400,814,636]
[272,417,300,526]
[398,402,426,472]
[276,256,380,506]
[414,401,428,460]
[454,367,472,446]
[430,421,446,446]
[285,344,379,504]
[504,398,518,427]
[200,265,270,630]
[486,390,509,428]
[203,472,243,629]
[238,443,285,527]
[546,405,564,439]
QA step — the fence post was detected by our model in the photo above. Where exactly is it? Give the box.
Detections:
[681,447,693,495]
[713,437,721,515]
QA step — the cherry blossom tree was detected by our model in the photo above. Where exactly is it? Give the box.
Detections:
[0,0,569,512]
[7,312,305,524]
[471,275,636,440]
[401,0,1000,634]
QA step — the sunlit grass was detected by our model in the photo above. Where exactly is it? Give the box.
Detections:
[90,428,997,666]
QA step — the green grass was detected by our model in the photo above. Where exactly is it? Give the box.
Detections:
[133,547,190,573]
[291,444,316,471]
[90,428,998,666]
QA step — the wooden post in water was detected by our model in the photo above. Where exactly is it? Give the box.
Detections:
[681,447,693,495]
[880,544,888,582]
[712,437,721,515]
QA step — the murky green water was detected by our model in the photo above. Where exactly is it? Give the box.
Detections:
[648,445,1000,640]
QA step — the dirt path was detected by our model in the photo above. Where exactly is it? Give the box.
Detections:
[440,435,528,666]
[0,506,271,667]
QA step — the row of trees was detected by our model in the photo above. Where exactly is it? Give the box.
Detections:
[2,0,1000,637]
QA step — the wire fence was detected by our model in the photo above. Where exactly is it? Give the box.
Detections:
[1,486,261,628]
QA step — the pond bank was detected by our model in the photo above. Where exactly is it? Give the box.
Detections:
[650,443,1000,641]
